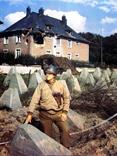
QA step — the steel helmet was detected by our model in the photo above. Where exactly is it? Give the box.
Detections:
[45,65,57,75]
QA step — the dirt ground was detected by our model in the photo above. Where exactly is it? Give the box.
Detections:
[0,86,117,156]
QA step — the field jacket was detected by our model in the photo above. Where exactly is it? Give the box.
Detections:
[28,80,70,114]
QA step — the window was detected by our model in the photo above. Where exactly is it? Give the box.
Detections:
[15,48,21,59]
[67,53,72,60]
[56,38,61,47]
[67,40,72,48]
[46,25,51,30]
[4,37,9,44]
[3,49,8,53]
[56,52,61,56]
[16,36,21,43]
[46,50,51,54]
[76,53,79,58]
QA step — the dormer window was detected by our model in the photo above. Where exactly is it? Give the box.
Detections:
[46,25,51,30]
[16,35,21,43]
[4,37,9,45]
[66,29,72,36]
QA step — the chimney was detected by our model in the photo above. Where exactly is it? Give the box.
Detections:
[38,8,44,15]
[26,6,31,16]
[62,15,67,25]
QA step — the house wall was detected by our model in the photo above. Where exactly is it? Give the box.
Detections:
[0,35,30,55]
[0,35,89,62]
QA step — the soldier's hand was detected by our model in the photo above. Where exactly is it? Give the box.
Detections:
[61,113,67,121]
[25,114,32,124]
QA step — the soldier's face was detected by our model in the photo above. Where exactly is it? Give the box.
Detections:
[46,73,55,81]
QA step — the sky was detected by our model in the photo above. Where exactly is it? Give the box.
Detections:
[0,0,117,37]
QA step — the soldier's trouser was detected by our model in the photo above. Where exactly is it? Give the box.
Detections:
[39,111,70,148]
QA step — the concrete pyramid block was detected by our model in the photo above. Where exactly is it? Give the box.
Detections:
[11,124,72,156]
[28,71,43,89]
[93,67,102,80]
[9,73,28,94]
[95,76,108,89]
[3,67,16,86]
[60,71,71,80]
[66,75,81,93]
[111,69,117,82]
[102,70,110,83]
[79,68,89,83]
[86,73,95,86]
[0,88,22,110]
[68,109,85,130]
[106,68,111,77]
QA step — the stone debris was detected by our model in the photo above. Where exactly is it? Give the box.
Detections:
[11,124,72,156]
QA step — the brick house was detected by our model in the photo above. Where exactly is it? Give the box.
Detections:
[0,7,89,61]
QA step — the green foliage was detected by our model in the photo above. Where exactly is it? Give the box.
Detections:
[79,32,117,67]
[0,51,15,65]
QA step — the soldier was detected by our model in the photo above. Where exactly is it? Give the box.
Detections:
[25,65,70,148]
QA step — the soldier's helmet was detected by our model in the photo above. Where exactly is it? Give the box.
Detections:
[45,65,57,75]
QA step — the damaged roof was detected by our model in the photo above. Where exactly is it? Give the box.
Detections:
[1,7,89,43]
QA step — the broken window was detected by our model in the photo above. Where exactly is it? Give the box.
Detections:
[33,33,44,44]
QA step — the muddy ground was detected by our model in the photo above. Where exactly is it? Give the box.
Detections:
[0,83,117,156]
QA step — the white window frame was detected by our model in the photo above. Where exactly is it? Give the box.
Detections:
[56,38,61,47]
[15,48,21,59]
[67,40,72,48]
[16,35,21,43]
[3,37,9,45]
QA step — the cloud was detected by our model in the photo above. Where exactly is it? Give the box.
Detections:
[111,28,117,34]
[101,0,117,11]
[45,9,87,32]
[59,0,98,7]
[3,0,24,4]
[99,6,110,13]
[101,16,117,24]
[2,0,36,5]
[4,12,26,26]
